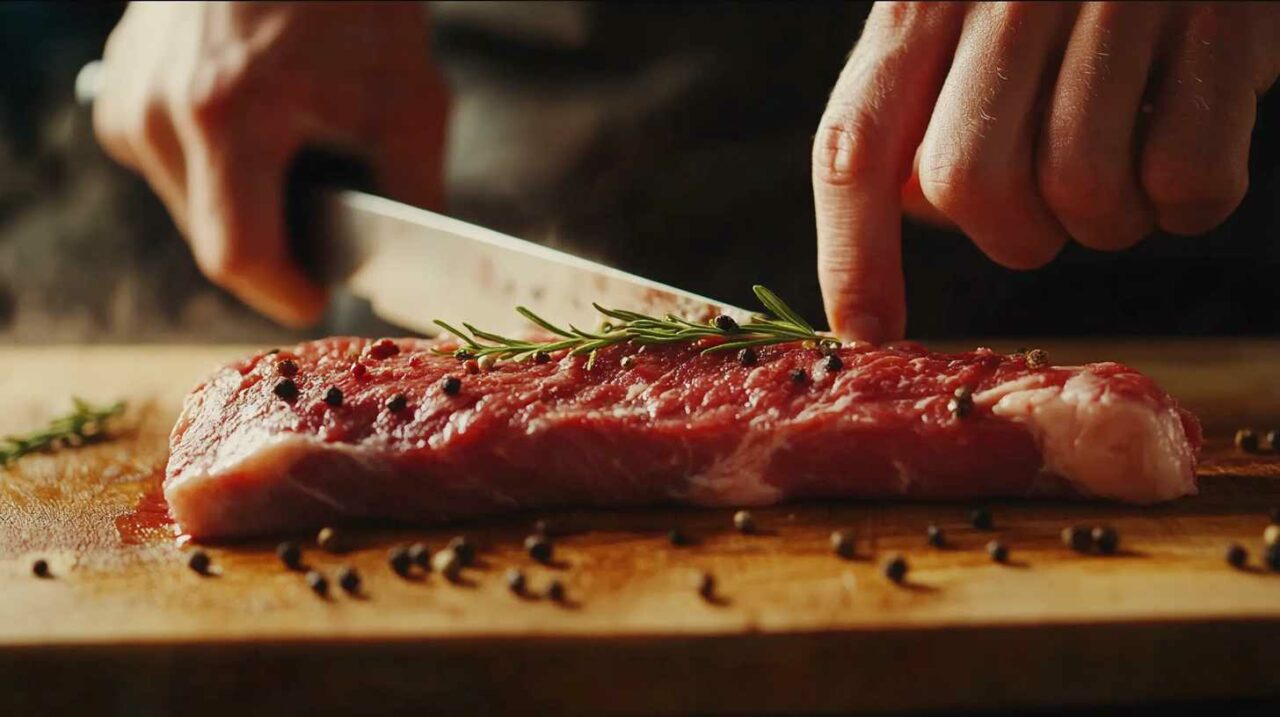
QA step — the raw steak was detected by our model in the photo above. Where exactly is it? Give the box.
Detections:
[166,338,1201,539]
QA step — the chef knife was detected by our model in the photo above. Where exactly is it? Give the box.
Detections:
[77,60,749,337]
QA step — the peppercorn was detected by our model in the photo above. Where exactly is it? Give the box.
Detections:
[388,545,412,577]
[533,351,551,364]
[273,378,299,402]
[818,340,839,356]
[697,571,716,600]
[882,554,908,583]
[790,368,807,384]
[276,541,303,570]
[337,566,361,594]
[667,528,688,547]
[732,510,756,534]
[1226,544,1248,569]
[949,386,974,418]
[547,578,566,602]
[323,387,343,407]
[1264,524,1280,547]
[306,570,329,597]
[736,347,758,367]
[1061,525,1092,553]
[408,542,431,570]
[441,376,462,396]
[506,568,527,594]
[433,548,463,582]
[1024,348,1049,369]
[350,362,367,379]
[1265,429,1280,452]
[386,393,408,412]
[713,314,738,332]
[1236,428,1260,453]
[620,355,636,370]
[478,354,497,371]
[317,526,343,553]
[926,524,945,548]
[1267,543,1280,572]
[447,536,476,566]
[830,530,855,559]
[525,534,553,564]
[987,540,1009,563]
[31,559,50,578]
[187,550,211,575]
[1092,525,1119,555]
[368,339,399,360]
[823,354,844,372]
[452,347,473,360]
[969,507,993,531]
[276,358,299,378]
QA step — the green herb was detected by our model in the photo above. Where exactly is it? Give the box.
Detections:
[0,398,125,467]
[432,285,832,368]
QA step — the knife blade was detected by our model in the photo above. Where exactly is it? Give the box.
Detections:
[303,188,752,336]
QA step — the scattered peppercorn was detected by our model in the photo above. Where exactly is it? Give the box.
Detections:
[447,536,476,566]
[697,571,716,601]
[667,528,688,547]
[350,362,367,379]
[306,570,329,597]
[525,534,553,564]
[441,376,462,396]
[1235,428,1260,453]
[822,354,844,372]
[276,358,299,377]
[969,507,993,530]
[452,347,473,360]
[1062,525,1092,553]
[1092,525,1119,555]
[388,546,412,577]
[1024,348,1049,368]
[1226,544,1248,569]
[478,354,497,371]
[732,510,756,534]
[1266,429,1280,453]
[1267,543,1280,572]
[408,542,431,570]
[987,540,1009,563]
[1264,524,1280,547]
[949,386,974,418]
[187,550,211,575]
[506,568,527,594]
[818,340,839,356]
[546,579,566,602]
[533,351,551,364]
[368,339,399,360]
[790,368,807,384]
[323,387,343,407]
[31,559,50,578]
[620,355,636,370]
[273,378,299,402]
[433,548,463,582]
[317,526,343,553]
[713,314,739,332]
[830,530,855,559]
[276,541,302,570]
[386,393,408,412]
[926,524,946,548]
[337,566,361,594]
[736,347,758,367]
[882,554,909,583]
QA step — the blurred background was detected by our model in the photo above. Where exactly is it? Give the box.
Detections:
[0,2,1276,345]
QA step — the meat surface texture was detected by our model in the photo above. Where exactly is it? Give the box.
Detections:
[166,338,1202,540]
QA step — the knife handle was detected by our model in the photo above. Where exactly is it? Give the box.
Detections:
[284,149,375,283]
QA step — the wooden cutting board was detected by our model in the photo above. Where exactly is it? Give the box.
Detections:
[1,341,1279,715]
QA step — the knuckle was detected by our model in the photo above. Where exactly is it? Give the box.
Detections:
[812,113,882,188]
[1142,149,1247,233]
[1038,153,1125,222]
[918,149,992,219]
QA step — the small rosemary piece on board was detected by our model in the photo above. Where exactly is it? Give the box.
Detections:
[432,285,834,368]
[0,398,125,467]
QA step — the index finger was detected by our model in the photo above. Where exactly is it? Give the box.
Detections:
[814,3,961,342]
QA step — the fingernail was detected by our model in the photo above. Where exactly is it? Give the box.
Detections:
[836,314,882,344]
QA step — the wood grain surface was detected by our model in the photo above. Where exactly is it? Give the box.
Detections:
[1,341,1278,715]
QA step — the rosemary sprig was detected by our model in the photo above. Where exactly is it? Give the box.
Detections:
[432,285,833,367]
[0,398,126,467]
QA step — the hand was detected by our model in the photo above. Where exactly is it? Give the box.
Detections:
[813,2,1280,342]
[94,2,449,326]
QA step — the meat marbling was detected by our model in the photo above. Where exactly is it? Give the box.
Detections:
[165,338,1201,539]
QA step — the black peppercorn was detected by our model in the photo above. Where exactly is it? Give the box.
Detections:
[830,530,855,559]
[619,355,636,370]
[506,568,527,594]
[452,347,473,360]
[546,579,566,602]
[187,550,211,575]
[323,387,343,407]
[317,526,343,553]
[1024,349,1049,369]
[525,534,553,564]
[1235,428,1260,453]
[1266,430,1280,453]
[441,376,462,396]
[533,351,551,364]
[667,528,688,547]
[790,368,807,384]
[1061,525,1092,553]
[732,510,755,534]
[713,314,739,332]
[388,545,412,576]
[1267,542,1280,572]
[276,541,302,570]
[926,524,945,548]
[408,542,431,569]
[338,566,361,594]
[969,507,993,530]
[737,347,758,367]
[697,571,716,600]
[273,378,299,402]
[987,540,1009,563]
[276,358,299,377]
[949,386,974,418]
[1092,525,1119,555]
[32,559,50,578]
[447,536,476,566]
[306,570,329,597]
[386,393,408,412]
[882,554,908,583]
[1226,544,1248,569]
[432,549,463,582]
[823,354,843,372]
